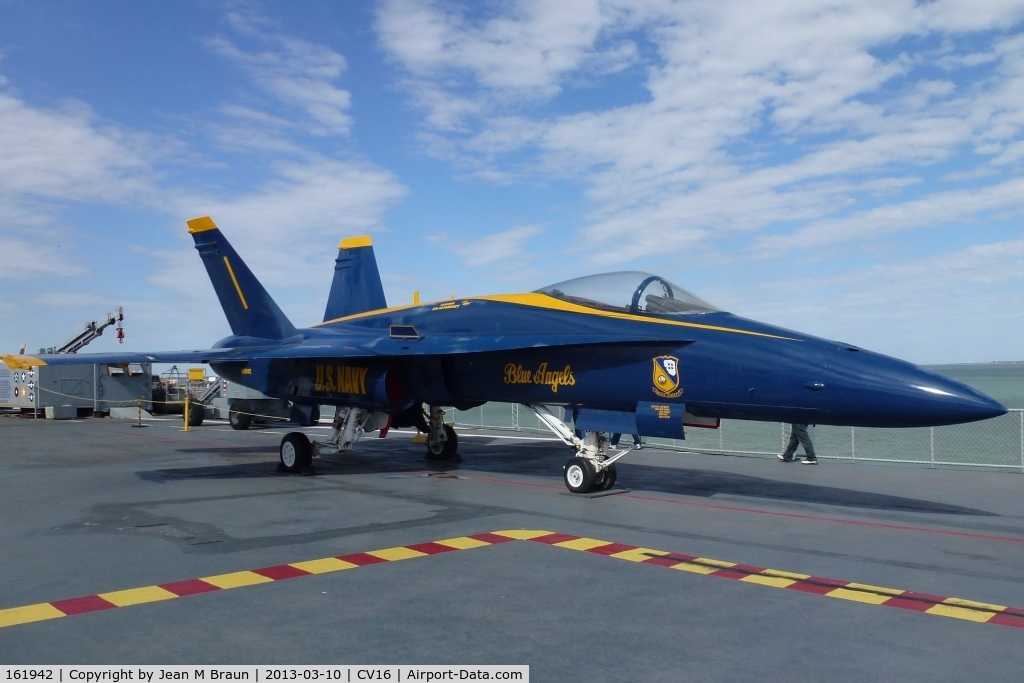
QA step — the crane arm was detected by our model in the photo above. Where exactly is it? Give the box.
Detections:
[41,306,124,355]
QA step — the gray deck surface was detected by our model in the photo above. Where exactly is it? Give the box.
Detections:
[1,415,1022,680]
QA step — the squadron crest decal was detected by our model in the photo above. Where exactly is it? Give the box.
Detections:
[652,355,683,398]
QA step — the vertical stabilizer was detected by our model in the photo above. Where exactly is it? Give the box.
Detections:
[323,235,388,322]
[187,216,298,340]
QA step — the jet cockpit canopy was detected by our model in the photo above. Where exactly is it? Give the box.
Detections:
[535,271,718,315]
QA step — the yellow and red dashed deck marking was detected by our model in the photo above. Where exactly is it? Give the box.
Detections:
[1,530,1022,631]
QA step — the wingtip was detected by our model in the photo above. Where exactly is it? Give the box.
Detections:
[2,354,46,370]
[187,216,218,234]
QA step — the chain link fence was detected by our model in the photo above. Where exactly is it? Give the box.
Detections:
[446,403,1024,473]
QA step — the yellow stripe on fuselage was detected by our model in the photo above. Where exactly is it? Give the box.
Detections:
[473,294,798,340]
[312,292,798,341]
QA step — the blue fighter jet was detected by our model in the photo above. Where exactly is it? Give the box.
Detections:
[3,217,1006,493]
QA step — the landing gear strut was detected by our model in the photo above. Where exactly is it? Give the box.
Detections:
[527,405,628,494]
[425,405,460,461]
[278,406,389,474]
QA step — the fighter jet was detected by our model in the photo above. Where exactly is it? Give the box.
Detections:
[3,217,1006,493]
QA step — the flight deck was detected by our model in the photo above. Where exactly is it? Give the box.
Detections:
[1,416,1022,680]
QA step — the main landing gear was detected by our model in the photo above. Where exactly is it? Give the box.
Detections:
[526,405,625,494]
[425,404,460,461]
[278,406,391,474]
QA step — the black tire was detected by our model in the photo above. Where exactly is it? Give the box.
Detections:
[563,456,596,493]
[229,401,251,430]
[593,464,617,491]
[280,432,311,473]
[426,424,459,460]
[187,402,204,426]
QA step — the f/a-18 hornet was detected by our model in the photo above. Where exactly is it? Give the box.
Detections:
[4,217,1006,493]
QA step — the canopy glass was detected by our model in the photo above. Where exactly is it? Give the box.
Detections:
[535,271,718,315]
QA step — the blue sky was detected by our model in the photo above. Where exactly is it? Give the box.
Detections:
[1,0,1023,364]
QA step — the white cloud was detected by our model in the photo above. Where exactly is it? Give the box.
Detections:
[140,156,407,338]
[377,0,630,94]
[434,223,543,266]
[0,91,152,204]
[206,11,353,136]
[725,236,1024,362]
[376,0,1024,268]
[0,236,85,279]
[172,156,406,285]
[0,7,408,349]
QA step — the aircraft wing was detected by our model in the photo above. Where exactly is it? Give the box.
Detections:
[0,344,378,369]
[3,333,692,370]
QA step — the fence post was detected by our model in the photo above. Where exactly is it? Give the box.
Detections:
[719,420,724,455]
[851,426,856,462]
[930,427,934,468]
[512,403,520,431]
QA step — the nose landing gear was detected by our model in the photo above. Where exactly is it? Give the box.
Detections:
[528,404,628,494]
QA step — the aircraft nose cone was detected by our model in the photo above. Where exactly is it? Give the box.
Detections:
[830,353,1008,427]
[876,368,1003,428]
[906,376,1007,425]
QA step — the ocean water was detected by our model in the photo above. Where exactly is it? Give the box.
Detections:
[927,362,1024,409]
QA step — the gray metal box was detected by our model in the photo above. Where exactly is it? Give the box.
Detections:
[0,363,152,412]
[45,405,77,420]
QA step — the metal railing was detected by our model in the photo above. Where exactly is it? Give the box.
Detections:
[446,404,1024,473]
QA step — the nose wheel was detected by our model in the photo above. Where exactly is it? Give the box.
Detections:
[563,457,595,493]
[563,458,617,493]
[593,464,617,491]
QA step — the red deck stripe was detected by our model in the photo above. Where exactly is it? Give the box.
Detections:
[51,595,116,615]
[883,596,934,612]
[406,542,459,555]
[641,556,681,568]
[584,542,638,556]
[785,582,836,596]
[468,532,517,545]
[650,552,700,563]
[253,565,311,580]
[987,613,1024,629]
[806,577,849,588]
[897,590,949,604]
[530,533,581,545]
[337,552,389,567]
[710,569,750,580]
[159,579,220,597]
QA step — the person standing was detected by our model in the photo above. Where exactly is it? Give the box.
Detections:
[778,424,817,465]
[610,433,642,449]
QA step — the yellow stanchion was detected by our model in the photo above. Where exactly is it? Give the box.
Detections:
[183,396,191,432]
